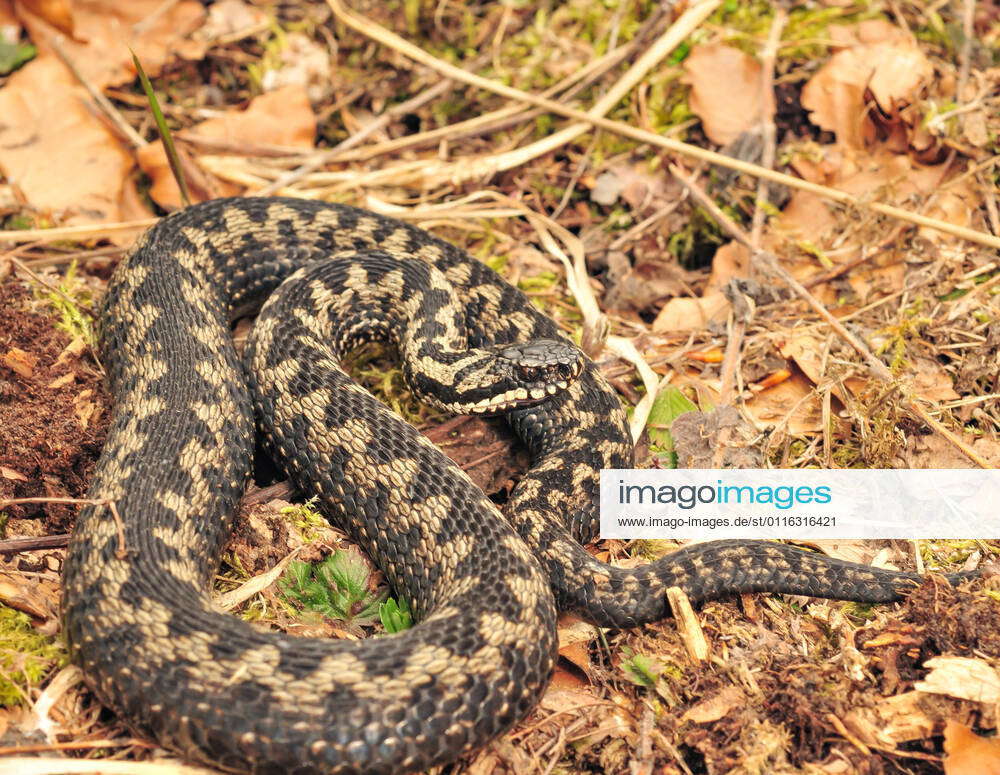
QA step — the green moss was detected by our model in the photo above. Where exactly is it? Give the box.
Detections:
[279,496,327,544]
[34,260,96,346]
[0,607,66,707]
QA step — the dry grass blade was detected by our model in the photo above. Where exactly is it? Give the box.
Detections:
[325,0,1000,250]
[214,546,304,611]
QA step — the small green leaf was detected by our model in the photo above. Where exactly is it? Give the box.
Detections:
[646,386,698,467]
[379,597,413,633]
[621,651,662,688]
[280,551,384,625]
[0,40,35,75]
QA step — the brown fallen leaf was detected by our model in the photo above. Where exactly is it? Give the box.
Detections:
[0,56,134,225]
[943,721,1000,775]
[0,0,18,29]
[683,43,775,146]
[802,21,932,150]
[3,346,37,377]
[557,616,598,679]
[744,370,823,434]
[652,291,729,333]
[46,371,75,389]
[18,0,206,90]
[681,686,744,723]
[0,465,28,481]
[915,657,1000,705]
[17,0,73,35]
[137,85,316,209]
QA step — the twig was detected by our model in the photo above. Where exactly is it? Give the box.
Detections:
[670,165,993,469]
[256,76,463,196]
[0,535,69,555]
[324,0,1000,250]
[50,36,146,149]
[0,218,158,244]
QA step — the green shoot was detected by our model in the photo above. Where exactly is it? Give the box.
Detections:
[131,48,191,207]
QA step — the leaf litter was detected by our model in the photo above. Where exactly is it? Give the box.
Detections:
[0,1,998,773]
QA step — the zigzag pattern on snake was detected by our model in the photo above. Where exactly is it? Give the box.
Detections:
[62,197,968,774]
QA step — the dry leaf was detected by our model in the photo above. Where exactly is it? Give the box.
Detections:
[915,657,1000,704]
[652,291,729,333]
[0,57,134,224]
[706,241,750,292]
[683,43,775,146]
[259,32,332,102]
[682,686,744,723]
[17,0,73,35]
[137,85,316,209]
[46,371,75,389]
[0,465,28,481]
[844,691,936,746]
[943,721,1000,775]
[744,371,823,434]
[2,346,37,377]
[802,22,932,149]
[0,0,18,29]
[18,0,206,89]
[197,0,269,43]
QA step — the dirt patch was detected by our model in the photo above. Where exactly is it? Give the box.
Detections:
[0,281,108,533]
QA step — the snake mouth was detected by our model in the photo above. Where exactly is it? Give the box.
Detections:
[467,376,574,414]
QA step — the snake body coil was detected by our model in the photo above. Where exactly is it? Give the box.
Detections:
[64,198,958,774]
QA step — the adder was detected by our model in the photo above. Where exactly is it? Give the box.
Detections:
[62,197,967,774]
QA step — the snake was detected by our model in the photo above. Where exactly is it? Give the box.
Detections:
[61,197,971,774]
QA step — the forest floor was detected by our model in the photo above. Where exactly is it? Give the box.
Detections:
[0,1,999,773]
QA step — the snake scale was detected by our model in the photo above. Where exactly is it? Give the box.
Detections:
[62,197,967,774]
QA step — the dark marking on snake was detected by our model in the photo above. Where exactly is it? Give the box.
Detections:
[62,197,973,774]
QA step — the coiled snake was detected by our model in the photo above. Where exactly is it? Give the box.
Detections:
[63,198,963,774]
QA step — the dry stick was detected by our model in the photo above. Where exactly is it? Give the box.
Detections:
[50,36,146,149]
[256,76,461,196]
[325,0,1000,251]
[259,23,653,194]
[0,497,127,555]
[671,166,993,470]
[0,218,158,244]
[328,0,721,186]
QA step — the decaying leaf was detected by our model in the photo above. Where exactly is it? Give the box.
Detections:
[2,346,37,377]
[943,720,1000,775]
[137,85,316,208]
[0,57,133,224]
[683,43,775,146]
[681,686,744,724]
[915,657,1000,705]
[17,0,206,89]
[652,291,729,333]
[802,20,932,150]
[17,0,73,35]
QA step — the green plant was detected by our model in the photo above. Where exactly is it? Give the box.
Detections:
[36,260,96,345]
[280,550,384,626]
[379,597,413,633]
[0,607,65,707]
